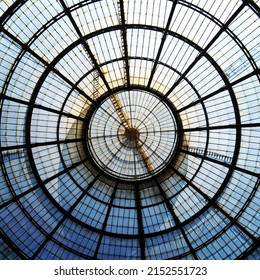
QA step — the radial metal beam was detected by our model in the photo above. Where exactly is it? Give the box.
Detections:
[119,0,130,87]
[93,181,118,259]
[134,183,146,259]
[180,122,260,133]
[0,153,92,259]
[182,146,232,163]
[0,229,27,259]
[147,0,178,88]
[0,156,90,211]
[0,184,38,211]
[164,2,246,98]
[180,0,260,84]
[31,174,101,259]
[0,27,96,105]
[0,93,86,122]
[177,68,260,114]
[0,139,84,155]
[154,177,198,260]
[59,0,112,94]
[170,165,259,244]
[179,147,260,178]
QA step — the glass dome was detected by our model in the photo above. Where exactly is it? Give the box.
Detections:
[0,0,259,260]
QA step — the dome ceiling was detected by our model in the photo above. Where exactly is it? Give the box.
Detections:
[0,0,259,259]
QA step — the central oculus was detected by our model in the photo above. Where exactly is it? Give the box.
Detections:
[86,89,179,180]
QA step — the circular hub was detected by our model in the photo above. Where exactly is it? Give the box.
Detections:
[124,127,140,141]
[86,89,180,180]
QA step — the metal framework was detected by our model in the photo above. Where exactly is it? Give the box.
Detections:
[0,0,259,260]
